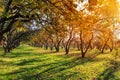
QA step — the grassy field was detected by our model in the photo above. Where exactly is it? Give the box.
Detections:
[0,45,120,80]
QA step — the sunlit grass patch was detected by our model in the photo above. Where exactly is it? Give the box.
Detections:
[0,45,120,80]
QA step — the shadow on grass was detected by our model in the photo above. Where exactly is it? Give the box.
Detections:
[1,51,54,58]
[9,58,113,79]
[0,46,119,80]
[0,54,99,80]
[98,60,120,80]
[25,57,115,80]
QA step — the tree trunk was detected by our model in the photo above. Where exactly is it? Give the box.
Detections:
[50,46,53,51]
[77,43,80,51]
[79,31,93,58]
[65,47,69,55]
[55,46,59,52]
[54,39,62,52]
[3,47,10,55]
[81,52,85,58]
[101,44,106,53]
[8,48,10,53]
[44,43,48,50]
[106,44,113,52]
[4,48,7,55]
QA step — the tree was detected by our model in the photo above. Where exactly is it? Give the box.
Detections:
[63,26,74,54]
[0,0,70,41]
[1,27,36,55]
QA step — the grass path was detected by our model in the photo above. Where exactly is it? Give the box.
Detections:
[0,45,120,80]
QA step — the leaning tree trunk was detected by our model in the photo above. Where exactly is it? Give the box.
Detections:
[54,39,62,52]
[101,44,105,53]
[65,39,72,55]
[65,27,73,55]
[101,38,109,53]
[79,31,93,58]
[55,45,60,52]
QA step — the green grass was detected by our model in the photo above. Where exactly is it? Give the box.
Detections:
[0,45,120,80]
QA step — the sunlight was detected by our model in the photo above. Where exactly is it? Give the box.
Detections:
[118,0,120,11]
[118,0,120,2]
[75,0,88,11]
